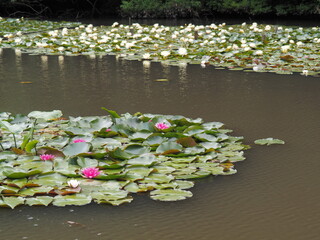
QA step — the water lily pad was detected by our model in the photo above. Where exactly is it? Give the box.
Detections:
[156,142,183,154]
[28,110,62,121]
[53,194,92,207]
[150,189,193,201]
[63,142,92,156]
[25,196,53,206]
[254,138,285,146]
[127,154,157,166]
[124,144,150,155]
[2,167,42,179]
[1,196,25,209]
[19,186,53,196]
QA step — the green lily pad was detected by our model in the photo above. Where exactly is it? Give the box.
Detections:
[150,189,193,201]
[254,138,285,146]
[124,144,151,155]
[63,142,92,156]
[127,154,157,166]
[53,194,92,207]
[25,196,54,206]
[0,196,25,209]
[156,142,183,154]
[2,167,42,179]
[28,110,62,120]
[19,186,53,196]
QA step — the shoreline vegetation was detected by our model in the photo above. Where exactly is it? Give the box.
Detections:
[0,17,319,76]
[0,0,319,19]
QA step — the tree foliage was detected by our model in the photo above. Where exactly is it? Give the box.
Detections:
[0,0,319,18]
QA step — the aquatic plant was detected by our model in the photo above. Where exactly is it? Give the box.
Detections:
[0,109,261,208]
[0,17,319,76]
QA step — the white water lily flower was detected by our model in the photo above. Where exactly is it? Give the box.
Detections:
[254,50,263,55]
[161,51,170,57]
[296,41,304,46]
[125,42,134,49]
[265,25,271,31]
[142,53,151,59]
[112,22,119,27]
[68,179,80,188]
[57,47,65,52]
[281,45,290,53]
[232,44,239,50]
[241,39,246,44]
[61,28,68,35]
[14,38,22,43]
[302,70,308,76]
[249,43,256,48]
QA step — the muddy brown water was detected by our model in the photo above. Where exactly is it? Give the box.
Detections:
[0,48,320,240]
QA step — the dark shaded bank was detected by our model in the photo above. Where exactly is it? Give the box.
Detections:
[0,0,319,20]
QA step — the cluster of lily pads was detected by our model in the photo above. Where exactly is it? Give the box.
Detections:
[0,109,250,208]
[0,17,319,76]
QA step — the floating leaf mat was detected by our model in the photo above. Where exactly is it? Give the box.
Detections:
[0,17,319,76]
[0,109,250,208]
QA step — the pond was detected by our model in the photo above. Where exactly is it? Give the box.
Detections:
[0,46,320,239]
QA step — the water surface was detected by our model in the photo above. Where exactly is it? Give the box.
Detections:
[0,48,319,240]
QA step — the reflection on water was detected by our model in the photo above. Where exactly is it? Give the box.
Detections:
[0,48,320,240]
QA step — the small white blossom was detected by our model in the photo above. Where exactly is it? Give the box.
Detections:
[281,45,290,53]
[254,50,263,55]
[265,25,271,31]
[112,22,119,27]
[142,53,151,59]
[160,51,170,57]
[178,47,187,56]
[67,180,80,188]
[296,41,304,47]
[302,70,308,76]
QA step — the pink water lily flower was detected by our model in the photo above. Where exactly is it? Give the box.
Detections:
[73,138,86,143]
[81,167,102,179]
[105,128,112,132]
[155,122,170,130]
[40,154,55,161]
